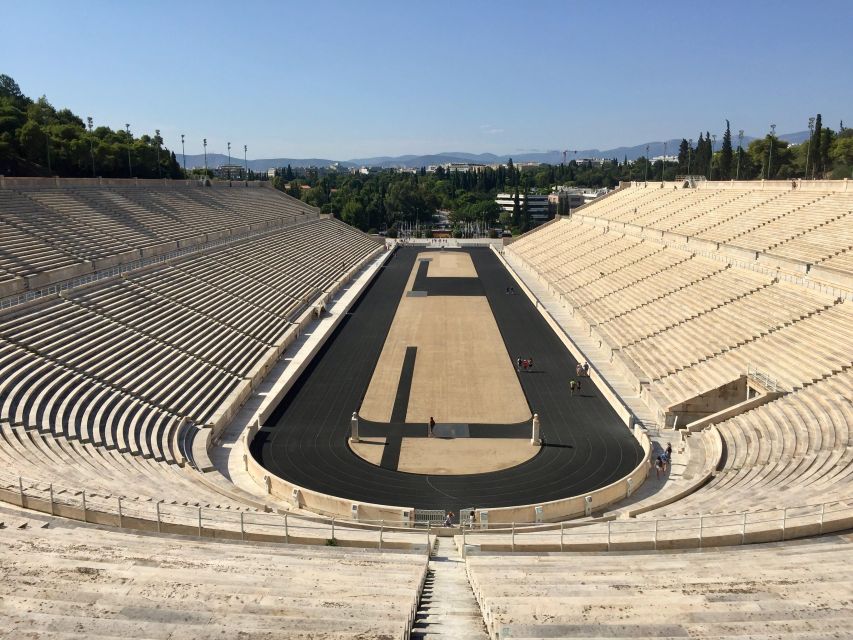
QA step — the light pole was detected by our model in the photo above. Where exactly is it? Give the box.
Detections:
[227,141,231,173]
[687,138,693,176]
[644,144,649,183]
[662,141,667,181]
[244,145,247,179]
[709,134,716,180]
[155,129,161,178]
[736,130,744,180]
[125,123,132,177]
[767,124,776,180]
[87,116,95,177]
[805,117,815,180]
[181,134,186,173]
[203,138,208,177]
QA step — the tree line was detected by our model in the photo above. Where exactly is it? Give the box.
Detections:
[0,74,182,178]
[3,73,850,235]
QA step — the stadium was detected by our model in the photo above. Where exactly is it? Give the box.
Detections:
[1,172,852,638]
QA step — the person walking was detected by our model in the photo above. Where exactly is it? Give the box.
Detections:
[576,378,582,393]
[429,416,435,438]
[569,379,576,396]
[583,362,590,376]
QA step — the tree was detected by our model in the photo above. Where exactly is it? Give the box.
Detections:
[719,120,733,180]
[694,133,706,177]
[511,185,521,227]
[809,114,823,178]
[677,139,690,174]
[0,74,26,104]
[819,127,835,178]
[340,200,367,228]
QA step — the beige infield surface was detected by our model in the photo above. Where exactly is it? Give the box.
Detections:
[354,249,536,475]
[350,436,537,475]
[359,251,530,425]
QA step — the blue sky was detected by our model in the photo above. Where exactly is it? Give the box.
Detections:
[3,0,851,159]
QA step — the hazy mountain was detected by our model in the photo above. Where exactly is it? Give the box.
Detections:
[177,153,354,171]
[177,131,811,171]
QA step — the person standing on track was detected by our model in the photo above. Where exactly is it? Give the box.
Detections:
[569,379,576,396]
[429,416,435,438]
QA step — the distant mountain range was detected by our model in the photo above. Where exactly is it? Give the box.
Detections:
[177,131,810,171]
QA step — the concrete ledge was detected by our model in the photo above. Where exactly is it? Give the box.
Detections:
[687,237,718,253]
[756,251,809,274]
[807,263,853,292]
[719,244,758,262]
[685,390,784,432]
[209,379,254,439]
[191,427,215,472]
[0,277,25,299]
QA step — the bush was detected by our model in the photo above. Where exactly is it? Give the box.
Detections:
[325,538,338,546]
[367,228,378,235]
[488,229,499,239]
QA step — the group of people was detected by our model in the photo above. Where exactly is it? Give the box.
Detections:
[575,362,590,377]
[504,286,517,295]
[655,442,673,479]
[568,378,583,395]
[516,357,534,372]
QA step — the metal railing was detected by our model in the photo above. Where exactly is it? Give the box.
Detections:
[0,470,432,552]
[747,364,781,393]
[459,497,853,555]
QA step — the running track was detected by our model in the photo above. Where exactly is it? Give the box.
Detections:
[251,247,643,513]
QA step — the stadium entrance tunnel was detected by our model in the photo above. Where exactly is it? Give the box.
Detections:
[250,246,645,516]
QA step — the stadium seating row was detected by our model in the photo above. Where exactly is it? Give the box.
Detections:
[0,217,381,472]
[564,182,853,271]
[466,533,853,639]
[0,184,316,297]
[0,508,428,640]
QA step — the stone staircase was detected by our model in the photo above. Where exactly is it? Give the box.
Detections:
[411,538,488,640]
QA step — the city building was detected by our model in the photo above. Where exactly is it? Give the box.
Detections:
[548,187,608,216]
[215,164,246,179]
[495,192,551,226]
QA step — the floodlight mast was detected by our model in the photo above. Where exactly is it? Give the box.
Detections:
[181,134,186,173]
[155,129,161,178]
[126,124,132,177]
[805,117,815,180]
[203,138,208,176]
[709,134,716,180]
[687,138,693,176]
[87,117,95,177]
[736,130,744,180]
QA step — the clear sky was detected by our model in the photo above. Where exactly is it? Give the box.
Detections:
[3,0,851,160]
